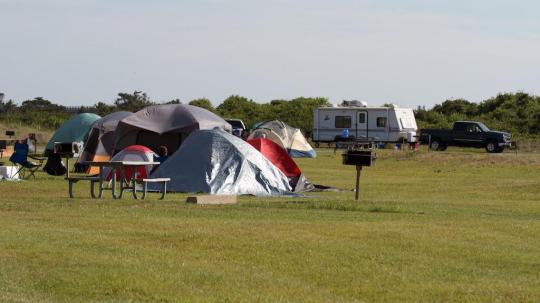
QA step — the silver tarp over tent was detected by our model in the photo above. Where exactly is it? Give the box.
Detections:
[112,104,232,154]
[149,129,293,196]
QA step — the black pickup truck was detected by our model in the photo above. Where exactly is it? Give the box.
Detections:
[419,121,513,153]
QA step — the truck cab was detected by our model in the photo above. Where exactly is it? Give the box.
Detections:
[225,119,246,138]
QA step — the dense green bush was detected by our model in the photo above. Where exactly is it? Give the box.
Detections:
[415,93,540,136]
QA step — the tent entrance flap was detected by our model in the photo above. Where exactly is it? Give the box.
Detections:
[135,131,183,154]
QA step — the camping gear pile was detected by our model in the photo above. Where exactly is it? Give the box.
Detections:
[44,104,316,196]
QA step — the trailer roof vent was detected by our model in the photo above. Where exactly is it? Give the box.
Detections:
[342,100,367,107]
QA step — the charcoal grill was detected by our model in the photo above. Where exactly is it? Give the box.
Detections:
[342,149,376,201]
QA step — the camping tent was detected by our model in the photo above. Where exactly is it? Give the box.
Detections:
[149,129,293,196]
[103,145,157,181]
[248,120,316,158]
[79,111,132,174]
[247,138,314,192]
[247,138,301,178]
[45,113,101,154]
[112,104,232,155]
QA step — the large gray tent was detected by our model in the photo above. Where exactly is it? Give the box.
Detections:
[113,104,232,154]
[149,129,293,196]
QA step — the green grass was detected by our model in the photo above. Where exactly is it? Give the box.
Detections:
[1,147,540,302]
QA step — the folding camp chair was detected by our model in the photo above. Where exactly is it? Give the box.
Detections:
[9,141,45,179]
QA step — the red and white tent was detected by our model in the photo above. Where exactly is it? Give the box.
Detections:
[104,145,157,181]
[247,138,301,178]
[247,138,313,192]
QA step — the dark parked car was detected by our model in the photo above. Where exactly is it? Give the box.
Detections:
[419,121,513,153]
[225,119,246,138]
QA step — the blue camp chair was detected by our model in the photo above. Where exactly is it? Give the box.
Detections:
[9,141,45,179]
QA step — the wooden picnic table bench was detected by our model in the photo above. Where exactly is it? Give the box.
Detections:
[67,161,170,200]
[66,175,102,198]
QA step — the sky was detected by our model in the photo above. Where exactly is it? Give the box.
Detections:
[1,0,539,108]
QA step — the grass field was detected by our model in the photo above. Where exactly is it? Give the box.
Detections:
[1,147,539,302]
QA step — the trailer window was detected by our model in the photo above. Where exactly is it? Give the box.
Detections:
[358,113,366,123]
[335,116,352,128]
[376,117,387,128]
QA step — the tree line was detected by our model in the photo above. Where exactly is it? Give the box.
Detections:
[1,91,540,136]
[415,92,540,136]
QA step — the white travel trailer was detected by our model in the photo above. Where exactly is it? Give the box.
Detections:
[312,103,418,146]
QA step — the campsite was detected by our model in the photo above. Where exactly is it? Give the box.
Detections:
[2,1,540,301]
[1,100,540,301]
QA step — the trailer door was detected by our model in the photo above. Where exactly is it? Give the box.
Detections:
[356,111,368,140]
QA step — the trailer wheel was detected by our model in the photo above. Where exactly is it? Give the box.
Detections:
[429,139,443,151]
[314,142,320,148]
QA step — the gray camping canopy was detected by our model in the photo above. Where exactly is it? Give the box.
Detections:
[149,129,293,196]
[112,104,232,154]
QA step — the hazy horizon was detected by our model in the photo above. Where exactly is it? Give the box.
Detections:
[1,0,539,108]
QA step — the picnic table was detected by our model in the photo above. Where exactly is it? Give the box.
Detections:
[67,160,169,200]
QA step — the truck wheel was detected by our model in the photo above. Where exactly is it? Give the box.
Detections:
[430,139,442,151]
[485,141,498,153]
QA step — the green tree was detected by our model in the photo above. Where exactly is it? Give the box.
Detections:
[114,91,154,112]
[189,98,215,112]
[217,95,262,128]
[20,97,65,112]
[0,99,18,114]
[281,97,329,133]
[94,102,115,116]
[432,99,477,116]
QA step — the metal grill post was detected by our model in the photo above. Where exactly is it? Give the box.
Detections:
[355,165,362,201]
